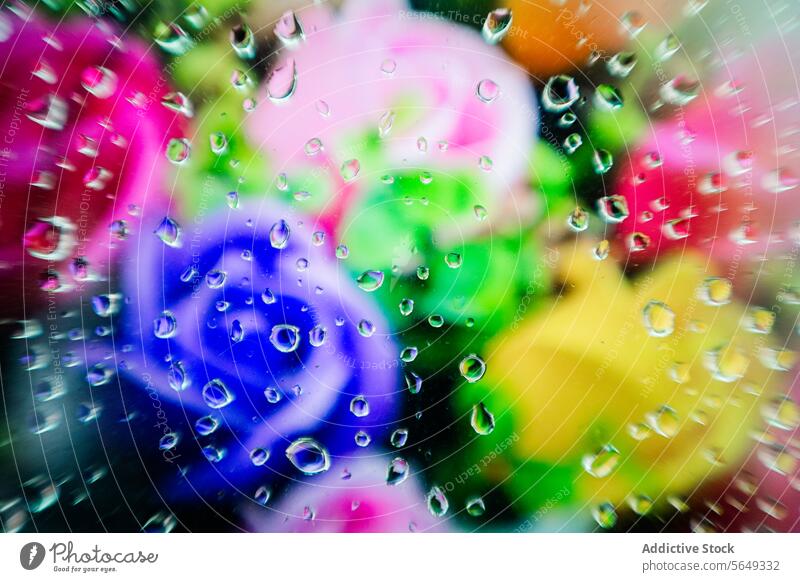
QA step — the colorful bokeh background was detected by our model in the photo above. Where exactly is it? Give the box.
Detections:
[1,0,799,533]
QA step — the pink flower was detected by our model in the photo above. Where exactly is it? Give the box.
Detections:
[244,456,452,532]
[612,41,800,269]
[246,0,535,238]
[0,8,185,315]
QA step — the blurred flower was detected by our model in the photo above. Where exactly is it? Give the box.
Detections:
[452,241,790,525]
[245,455,449,532]
[0,7,184,315]
[244,0,542,329]
[104,201,400,499]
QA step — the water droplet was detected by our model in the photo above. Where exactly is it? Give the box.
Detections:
[354,431,371,447]
[162,92,194,117]
[445,252,462,269]
[473,205,488,222]
[592,149,614,174]
[582,445,620,478]
[466,497,486,517]
[704,343,749,382]
[459,354,486,383]
[340,159,360,181]
[380,58,397,75]
[416,266,430,280]
[593,240,610,261]
[308,325,327,347]
[563,133,583,154]
[482,8,513,44]
[475,78,500,104]
[378,110,396,137]
[642,300,675,337]
[195,415,219,436]
[594,84,624,110]
[762,168,799,193]
[159,433,179,451]
[350,396,370,418]
[165,137,191,165]
[427,485,449,517]
[25,94,67,130]
[592,502,617,528]
[87,363,113,387]
[399,298,415,316]
[660,76,700,106]
[542,75,579,112]
[405,371,422,394]
[250,447,270,466]
[81,66,117,99]
[205,269,227,289]
[254,485,271,506]
[386,457,410,486]
[627,232,651,252]
[167,362,189,392]
[762,396,799,431]
[269,219,291,249]
[154,310,178,339]
[627,494,653,515]
[209,131,228,155]
[567,207,589,231]
[390,428,409,448]
[266,59,297,103]
[154,217,182,247]
[357,319,376,337]
[698,277,732,306]
[264,386,282,404]
[230,319,245,343]
[285,438,330,475]
[270,324,300,353]
[356,270,384,292]
[470,402,495,435]
[401,347,419,363]
[607,52,637,78]
[202,379,234,409]
[656,34,680,61]
[230,23,256,59]
[428,314,444,328]
[646,405,680,438]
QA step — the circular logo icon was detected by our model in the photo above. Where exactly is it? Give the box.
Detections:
[19,542,46,570]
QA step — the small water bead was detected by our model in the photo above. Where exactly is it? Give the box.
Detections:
[354,431,371,447]
[419,171,434,185]
[304,137,323,156]
[357,319,376,338]
[416,266,430,280]
[296,257,309,272]
[763,168,799,193]
[230,23,255,59]
[607,51,637,78]
[230,69,253,91]
[378,110,396,137]
[473,205,488,222]
[542,75,580,112]
[698,277,732,306]
[87,363,113,387]
[154,216,182,247]
[254,486,271,506]
[475,78,500,104]
[270,324,301,353]
[470,402,495,435]
[621,10,647,38]
[264,387,282,404]
[310,231,326,247]
[201,379,235,410]
[356,270,384,292]
[428,314,444,328]
[194,415,219,436]
[386,457,410,486]
[745,307,775,334]
[340,159,360,182]
[250,447,270,467]
[77,402,102,423]
[209,131,228,155]
[597,195,630,223]
[229,319,245,344]
[261,288,277,305]
[642,300,675,337]
[660,76,701,106]
[350,396,370,418]
[594,84,624,110]
[269,219,291,249]
[81,65,117,98]
[482,8,513,44]
[564,133,583,154]
[627,232,651,252]
[478,155,493,172]
[390,428,409,448]
[567,207,589,232]
[646,405,680,438]
[592,502,617,529]
[582,445,620,478]
[762,396,799,431]
[405,371,422,394]
[159,432,179,451]
[380,58,397,75]
[704,343,749,382]
[335,244,349,260]
[285,437,330,475]
[459,354,486,383]
[593,240,610,261]
[399,298,414,316]
[416,136,428,153]
[308,325,327,348]
[445,252,462,269]
[91,293,121,318]
[205,269,227,289]
[401,347,419,363]
[165,137,191,165]
[465,496,486,517]
[592,149,614,174]
[167,362,189,392]
[275,9,304,46]
[427,486,449,517]
[627,422,652,441]
[266,58,297,103]
[656,33,680,61]
[161,92,194,118]
[154,311,178,339]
